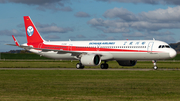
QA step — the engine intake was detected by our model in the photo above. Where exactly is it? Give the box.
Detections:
[81,54,101,66]
[116,60,137,66]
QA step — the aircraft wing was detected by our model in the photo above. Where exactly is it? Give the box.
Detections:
[33,48,103,57]
[33,48,87,56]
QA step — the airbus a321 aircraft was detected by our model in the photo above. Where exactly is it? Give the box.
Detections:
[8,16,177,70]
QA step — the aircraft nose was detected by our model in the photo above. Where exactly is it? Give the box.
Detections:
[169,49,177,58]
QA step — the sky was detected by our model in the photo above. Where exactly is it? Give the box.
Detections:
[1,0,180,52]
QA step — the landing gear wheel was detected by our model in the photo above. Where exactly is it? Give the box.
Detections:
[154,66,158,70]
[152,60,158,70]
[101,63,109,69]
[76,63,84,69]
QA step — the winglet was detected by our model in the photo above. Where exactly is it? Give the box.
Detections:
[12,35,20,46]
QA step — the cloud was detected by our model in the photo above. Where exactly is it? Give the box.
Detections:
[0,29,24,36]
[131,21,180,31]
[0,0,72,11]
[88,6,180,33]
[140,6,180,23]
[122,32,146,37]
[36,5,72,12]
[96,0,160,4]
[102,27,130,33]
[162,0,180,5]
[154,35,176,43]
[148,31,174,35]
[17,23,24,28]
[98,34,107,37]
[74,12,90,17]
[121,31,175,43]
[96,0,180,5]
[123,31,173,37]
[103,7,138,21]
[87,18,130,33]
[45,35,60,39]
[35,22,73,33]
[76,35,86,38]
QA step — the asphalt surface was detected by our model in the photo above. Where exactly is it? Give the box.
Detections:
[0,68,179,71]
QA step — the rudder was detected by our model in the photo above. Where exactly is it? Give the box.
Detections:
[24,16,44,44]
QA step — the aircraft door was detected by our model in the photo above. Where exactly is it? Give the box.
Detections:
[38,43,43,53]
[69,44,72,51]
[147,42,154,52]
[96,44,100,51]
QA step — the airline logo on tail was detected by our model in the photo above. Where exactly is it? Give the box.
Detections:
[24,16,44,44]
[27,26,34,36]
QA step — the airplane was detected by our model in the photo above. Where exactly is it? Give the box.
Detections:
[7,16,177,70]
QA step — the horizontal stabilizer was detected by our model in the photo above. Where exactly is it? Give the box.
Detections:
[6,44,17,46]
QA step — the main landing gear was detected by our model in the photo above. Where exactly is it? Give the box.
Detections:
[152,60,158,70]
[100,61,109,69]
[76,61,109,69]
[76,63,84,69]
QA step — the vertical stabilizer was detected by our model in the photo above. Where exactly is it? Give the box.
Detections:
[24,16,44,44]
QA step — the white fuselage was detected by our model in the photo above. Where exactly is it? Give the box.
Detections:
[27,40,176,61]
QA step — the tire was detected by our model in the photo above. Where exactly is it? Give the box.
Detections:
[101,64,108,69]
[153,66,158,70]
[101,64,105,69]
[76,63,84,69]
[105,64,109,69]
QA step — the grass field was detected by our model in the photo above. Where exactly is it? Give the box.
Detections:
[0,70,180,101]
[0,53,180,101]
[0,60,180,69]
[0,53,50,59]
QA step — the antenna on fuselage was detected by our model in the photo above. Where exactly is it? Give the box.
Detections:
[153,38,155,40]
[69,39,71,41]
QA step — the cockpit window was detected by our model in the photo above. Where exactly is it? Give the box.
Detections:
[158,45,170,48]
[165,45,170,48]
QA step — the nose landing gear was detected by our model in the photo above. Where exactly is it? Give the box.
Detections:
[152,60,158,70]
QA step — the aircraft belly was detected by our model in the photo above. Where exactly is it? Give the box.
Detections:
[41,52,76,60]
[100,53,113,60]
[112,52,170,60]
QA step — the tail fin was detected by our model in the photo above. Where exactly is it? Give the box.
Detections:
[24,16,44,44]
[12,35,20,46]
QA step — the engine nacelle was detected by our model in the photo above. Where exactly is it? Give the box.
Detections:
[116,60,137,66]
[81,54,101,66]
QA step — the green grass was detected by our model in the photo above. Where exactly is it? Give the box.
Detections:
[0,60,180,69]
[0,70,180,101]
[0,53,50,59]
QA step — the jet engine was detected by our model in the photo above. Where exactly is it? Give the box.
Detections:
[116,60,137,66]
[81,54,101,66]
